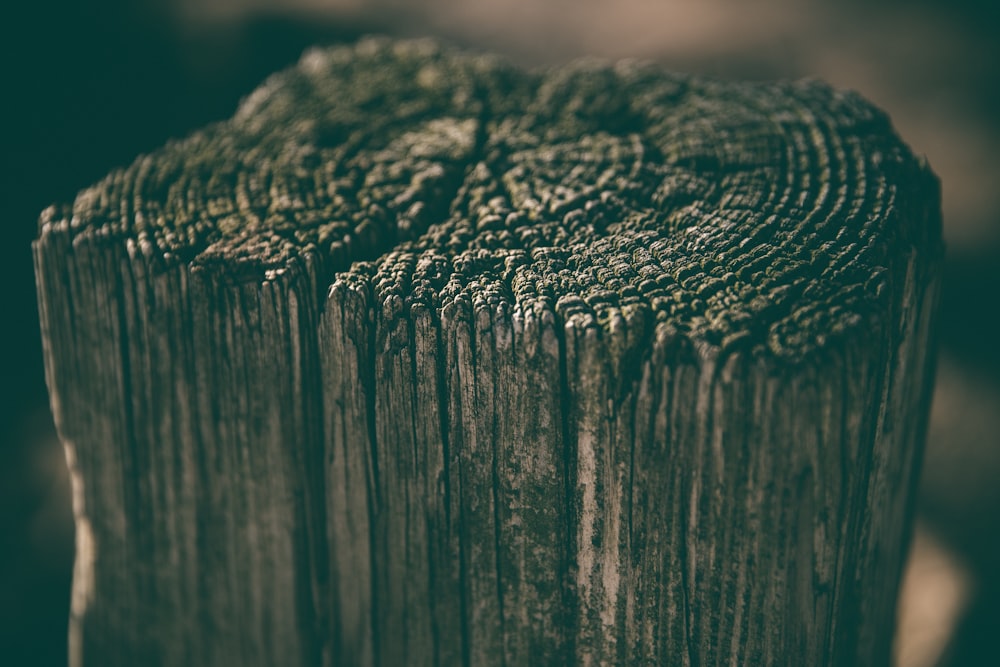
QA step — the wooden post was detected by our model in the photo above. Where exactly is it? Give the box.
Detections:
[34,37,943,666]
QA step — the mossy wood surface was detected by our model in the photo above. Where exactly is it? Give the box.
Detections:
[35,37,942,667]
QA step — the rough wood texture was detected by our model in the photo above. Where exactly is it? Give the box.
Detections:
[34,37,943,666]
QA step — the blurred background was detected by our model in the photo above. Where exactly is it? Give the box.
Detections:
[2,1,998,665]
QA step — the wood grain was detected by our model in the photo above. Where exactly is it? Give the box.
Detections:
[34,37,943,666]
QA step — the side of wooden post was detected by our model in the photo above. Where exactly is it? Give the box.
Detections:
[35,233,330,665]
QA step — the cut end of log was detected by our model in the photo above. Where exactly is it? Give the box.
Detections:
[40,36,941,361]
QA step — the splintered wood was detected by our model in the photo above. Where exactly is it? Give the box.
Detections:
[34,37,942,667]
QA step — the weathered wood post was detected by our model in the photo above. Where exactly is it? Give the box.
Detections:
[34,38,942,666]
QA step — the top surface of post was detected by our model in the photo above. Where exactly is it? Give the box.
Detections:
[39,36,942,361]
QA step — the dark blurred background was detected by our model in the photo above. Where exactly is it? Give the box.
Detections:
[1,1,998,665]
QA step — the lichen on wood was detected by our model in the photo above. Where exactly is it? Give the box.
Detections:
[35,36,943,666]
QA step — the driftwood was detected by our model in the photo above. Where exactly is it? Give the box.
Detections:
[34,38,943,666]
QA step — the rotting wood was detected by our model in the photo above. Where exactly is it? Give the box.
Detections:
[34,37,943,666]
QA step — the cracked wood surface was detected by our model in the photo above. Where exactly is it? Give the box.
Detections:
[34,37,942,666]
